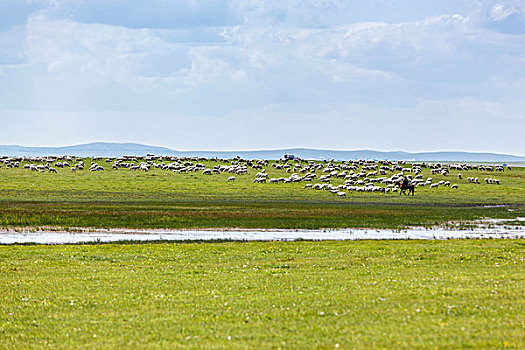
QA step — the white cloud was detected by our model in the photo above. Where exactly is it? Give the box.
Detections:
[490,4,516,21]
[0,6,517,114]
[26,17,165,77]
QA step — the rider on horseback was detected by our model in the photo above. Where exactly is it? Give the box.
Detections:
[402,176,409,188]
[399,175,414,196]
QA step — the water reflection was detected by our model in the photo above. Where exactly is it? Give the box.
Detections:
[1,226,524,244]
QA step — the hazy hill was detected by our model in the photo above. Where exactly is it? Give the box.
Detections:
[0,143,175,158]
[0,143,524,162]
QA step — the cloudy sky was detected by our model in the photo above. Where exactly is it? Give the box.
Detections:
[1,0,524,154]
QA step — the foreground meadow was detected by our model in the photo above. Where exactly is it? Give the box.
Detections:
[1,239,523,349]
[0,158,523,230]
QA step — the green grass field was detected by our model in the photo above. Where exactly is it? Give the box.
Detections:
[1,239,523,349]
[1,160,523,349]
[0,158,523,230]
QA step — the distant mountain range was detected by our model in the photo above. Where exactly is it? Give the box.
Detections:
[0,142,524,162]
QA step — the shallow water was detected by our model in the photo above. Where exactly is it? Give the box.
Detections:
[1,225,524,244]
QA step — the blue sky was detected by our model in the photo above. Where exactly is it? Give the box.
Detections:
[1,0,524,154]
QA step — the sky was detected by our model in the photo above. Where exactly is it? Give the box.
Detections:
[0,0,524,154]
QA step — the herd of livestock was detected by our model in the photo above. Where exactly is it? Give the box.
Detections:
[0,154,508,197]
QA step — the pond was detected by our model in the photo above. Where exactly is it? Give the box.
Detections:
[1,219,524,244]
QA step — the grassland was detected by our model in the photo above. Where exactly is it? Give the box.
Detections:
[1,239,523,349]
[0,159,523,230]
[1,160,523,349]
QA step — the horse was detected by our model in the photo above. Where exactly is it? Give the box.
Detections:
[397,180,415,196]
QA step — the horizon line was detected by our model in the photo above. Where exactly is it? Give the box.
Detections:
[0,141,524,157]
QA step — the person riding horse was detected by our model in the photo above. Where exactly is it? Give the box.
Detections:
[399,176,415,196]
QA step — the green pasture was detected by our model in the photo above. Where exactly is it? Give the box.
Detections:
[0,159,523,229]
[1,239,523,349]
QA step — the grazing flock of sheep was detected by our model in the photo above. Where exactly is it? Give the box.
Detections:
[0,154,508,198]
[258,158,505,196]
